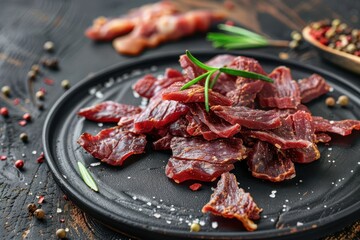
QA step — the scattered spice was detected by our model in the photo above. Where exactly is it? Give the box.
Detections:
[43,41,55,52]
[289,40,299,49]
[38,195,45,204]
[60,218,65,223]
[19,120,27,126]
[27,203,37,214]
[13,98,20,105]
[56,228,66,239]
[36,90,45,100]
[37,103,44,110]
[20,132,28,142]
[63,195,69,201]
[291,31,302,41]
[337,95,349,106]
[41,57,59,70]
[325,97,336,107]
[278,52,289,60]
[0,107,9,117]
[189,183,202,191]
[34,208,45,219]
[61,79,71,90]
[1,85,11,96]
[0,155,7,161]
[15,159,24,169]
[190,222,201,232]
[31,64,40,74]
[27,70,37,80]
[43,77,55,85]
[23,113,31,121]
[36,152,45,163]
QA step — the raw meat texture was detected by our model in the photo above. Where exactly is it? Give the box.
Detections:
[78,126,147,166]
[186,113,221,140]
[134,94,189,133]
[243,115,312,149]
[85,1,179,41]
[258,67,301,109]
[247,141,295,182]
[170,137,247,164]
[133,68,185,99]
[211,105,282,130]
[312,116,360,136]
[188,104,240,138]
[225,56,267,108]
[165,157,234,183]
[78,101,142,123]
[287,111,320,163]
[162,82,232,106]
[202,173,262,231]
[298,74,331,103]
[113,10,224,55]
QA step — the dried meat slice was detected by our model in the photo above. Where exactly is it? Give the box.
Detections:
[202,173,262,231]
[153,134,172,151]
[165,157,234,183]
[171,137,247,164]
[186,113,220,140]
[78,101,142,123]
[77,126,147,166]
[247,141,295,182]
[243,115,312,149]
[211,105,282,130]
[312,116,360,136]
[132,74,157,99]
[258,66,301,109]
[189,104,240,138]
[315,133,332,143]
[134,94,189,133]
[162,82,232,106]
[298,74,330,103]
[168,116,190,137]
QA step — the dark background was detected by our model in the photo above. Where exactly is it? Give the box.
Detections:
[0,0,359,239]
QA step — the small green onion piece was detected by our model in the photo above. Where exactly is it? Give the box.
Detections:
[185,50,216,71]
[77,161,99,192]
[219,67,274,83]
[180,72,209,90]
[204,70,216,112]
[210,71,221,89]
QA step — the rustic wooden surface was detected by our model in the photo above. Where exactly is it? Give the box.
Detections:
[0,0,359,239]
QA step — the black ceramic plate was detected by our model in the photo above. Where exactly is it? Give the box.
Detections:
[43,51,360,240]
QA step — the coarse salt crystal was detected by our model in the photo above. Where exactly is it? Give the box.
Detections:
[154,213,161,219]
[90,162,101,167]
[211,221,218,229]
[297,222,303,226]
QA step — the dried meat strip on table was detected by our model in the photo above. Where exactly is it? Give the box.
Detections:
[298,74,331,103]
[247,141,296,182]
[258,66,301,109]
[211,105,282,130]
[165,157,235,183]
[202,173,262,231]
[312,116,360,136]
[113,10,224,55]
[162,82,232,106]
[85,1,179,41]
[170,137,247,164]
[133,68,185,99]
[78,101,142,123]
[185,112,221,140]
[77,126,147,166]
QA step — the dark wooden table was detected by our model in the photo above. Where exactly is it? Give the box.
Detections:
[1,0,359,239]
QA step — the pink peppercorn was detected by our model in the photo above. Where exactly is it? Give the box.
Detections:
[15,159,24,169]
[0,107,9,116]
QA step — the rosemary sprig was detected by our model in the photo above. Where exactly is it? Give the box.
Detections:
[207,24,289,50]
[78,161,99,192]
[181,50,273,111]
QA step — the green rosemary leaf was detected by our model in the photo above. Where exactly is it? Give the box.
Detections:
[219,67,274,82]
[186,50,216,71]
[78,161,99,192]
[209,71,221,89]
[204,70,216,112]
[218,24,265,40]
[180,72,209,90]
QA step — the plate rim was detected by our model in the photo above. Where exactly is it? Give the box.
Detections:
[43,50,360,240]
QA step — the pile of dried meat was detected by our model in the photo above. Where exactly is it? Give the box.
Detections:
[77,53,360,231]
[85,1,224,55]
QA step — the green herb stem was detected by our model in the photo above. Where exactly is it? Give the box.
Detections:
[78,161,99,192]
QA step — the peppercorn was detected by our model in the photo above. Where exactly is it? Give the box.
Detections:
[325,97,336,107]
[23,113,31,121]
[337,95,349,106]
[42,58,59,70]
[27,203,37,214]
[289,40,299,49]
[34,208,45,219]
[291,31,302,41]
[1,85,11,96]
[331,19,341,27]
[27,70,37,80]
[61,79,71,90]
[56,228,66,239]
[0,107,9,117]
[15,159,24,169]
[346,43,356,53]
[43,41,55,52]
[36,90,45,100]
[19,133,28,142]
[31,64,41,74]
[190,222,201,232]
